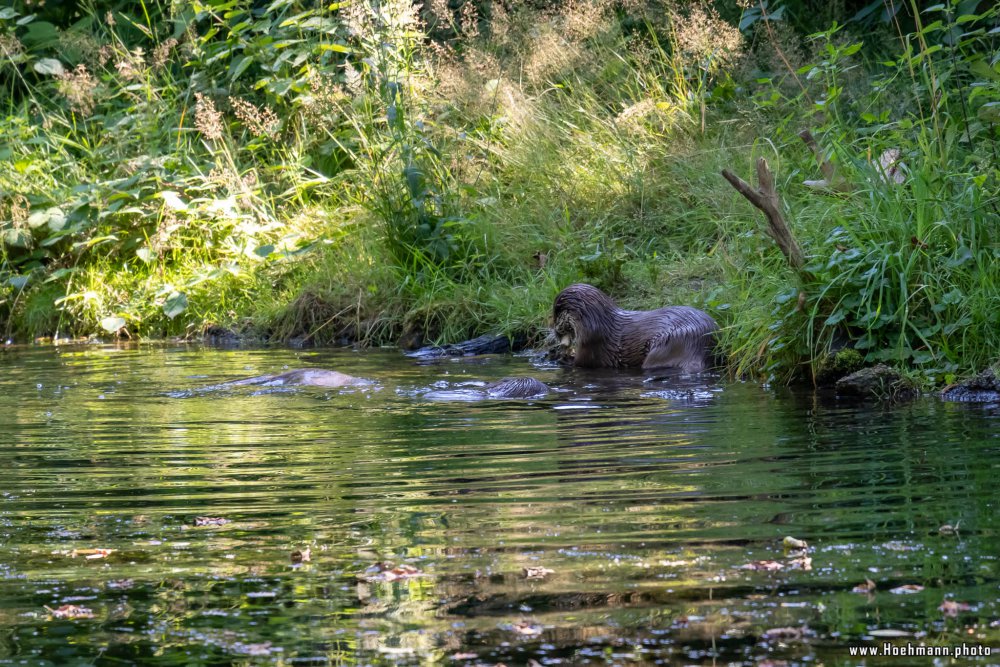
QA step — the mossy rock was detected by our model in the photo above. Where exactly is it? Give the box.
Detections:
[815,348,864,386]
[835,364,918,401]
[941,367,1000,403]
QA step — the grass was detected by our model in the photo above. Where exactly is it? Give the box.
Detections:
[1,1,998,386]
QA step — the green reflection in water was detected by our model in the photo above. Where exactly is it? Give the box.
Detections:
[0,344,998,665]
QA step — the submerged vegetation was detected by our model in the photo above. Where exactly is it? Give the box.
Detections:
[1,0,998,384]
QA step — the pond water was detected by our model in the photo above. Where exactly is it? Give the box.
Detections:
[1,344,998,666]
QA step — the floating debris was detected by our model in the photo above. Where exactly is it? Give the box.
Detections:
[938,523,960,535]
[510,620,543,637]
[359,562,423,582]
[738,560,784,571]
[889,584,925,595]
[939,600,971,617]
[782,536,808,550]
[761,626,811,641]
[291,547,311,565]
[522,566,554,579]
[852,579,876,593]
[45,604,95,620]
[194,517,229,527]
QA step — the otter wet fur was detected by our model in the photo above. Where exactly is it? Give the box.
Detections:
[226,369,369,388]
[553,284,717,372]
[485,377,550,398]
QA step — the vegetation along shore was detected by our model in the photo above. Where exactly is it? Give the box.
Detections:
[1,0,998,388]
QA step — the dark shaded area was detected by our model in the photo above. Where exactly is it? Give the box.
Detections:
[407,332,528,358]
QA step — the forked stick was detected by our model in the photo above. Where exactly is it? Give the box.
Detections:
[721,158,807,275]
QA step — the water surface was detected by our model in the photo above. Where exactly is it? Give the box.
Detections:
[1,344,998,665]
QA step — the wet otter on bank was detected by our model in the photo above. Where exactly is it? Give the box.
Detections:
[225,369,370,388]
[553,283,717,372]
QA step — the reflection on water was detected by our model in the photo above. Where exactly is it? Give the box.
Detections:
[1,344,998,665]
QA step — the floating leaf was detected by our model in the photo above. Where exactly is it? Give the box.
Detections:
[45,604,94,619]
[787,555,812,570]
[511,620,543,636]
[360,562,423,582]
[738,560,784,571]
[762,626,807,641]
[783,536,808,549]
[890,584,924,594]
[523,566,555,579]
[69,547,115,559]
[853,579,876,593]
[193,516,228,526]
[938,600,971,617]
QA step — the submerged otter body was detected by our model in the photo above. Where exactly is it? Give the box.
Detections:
[423,376,550,401]
[227,369,369,388]
[485,376,550,398]
[553,284,717,372]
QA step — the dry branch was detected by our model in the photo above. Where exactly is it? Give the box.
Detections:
[722,158,807,276]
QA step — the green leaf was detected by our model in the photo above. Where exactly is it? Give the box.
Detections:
[33,58,65,76]
[229,55,253,82]
[21,20,57,47]
[46,207,66,232]
[136,247,155,263]
[7,274,30,289]
[316,42,351,54]
[159,191,188,211]
[100,316,127,333]
[824,311,845,326]
[163,291,188,319]
[253,244,275,258]
[3,228,31,247]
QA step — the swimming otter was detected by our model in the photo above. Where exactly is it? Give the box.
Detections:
[553,283,717,372]
[226,369,369,388]
[221,370,547,398]
[485,376,550,398]
[422,376,550,401]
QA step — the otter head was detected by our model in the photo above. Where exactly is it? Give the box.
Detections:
[551,284,621,366]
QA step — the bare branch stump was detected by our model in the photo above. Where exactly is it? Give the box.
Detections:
[722,158,807,276]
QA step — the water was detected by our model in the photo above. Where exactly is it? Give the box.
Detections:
[1,344,998,666]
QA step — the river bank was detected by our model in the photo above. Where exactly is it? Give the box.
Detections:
[2,1,997,388]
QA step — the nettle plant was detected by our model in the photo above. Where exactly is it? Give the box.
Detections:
[0,1,357,334]
[760,2,1000,382]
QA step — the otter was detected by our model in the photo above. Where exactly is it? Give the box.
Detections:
[422,376,550,401]
[552,283,717,372]
[219,370,547,398]
[225,368,370,388]
[485,376,550,398]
